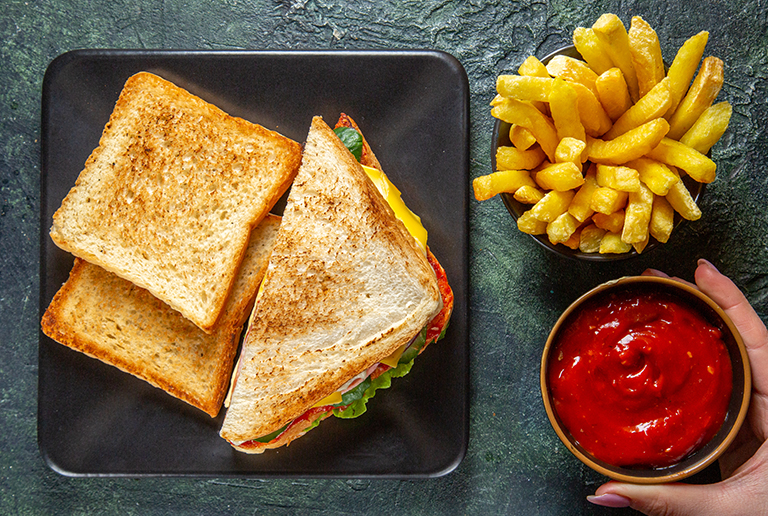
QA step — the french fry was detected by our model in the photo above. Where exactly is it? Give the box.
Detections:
[679,101,732,154]
[649,194,675,243]
[645,137,716,183]
[665,31,709,119]
[586,118,669,164]
[517,210,548,235]
[535,162,586,191]
[509,124,538,151]
[491,99,559,161]
[625,157,679,196]
[517,57,552,114]
[579,224,607,253]
[550,79,587,142]
[667,56,725,140]
[514,185,545,204]
[592,13,640,102]
[596,68,633,121]
[665,172,702,220]
[546,55,600,96]
[628,16,665,98]
[547,212,580,244]
[571,82,614,136]
[529,190,575,222]
[596,164,641,192]
[496,145,547,170]
[562,231,582,250]
[573,27,614,75]
[603,77,671,139]
[555,137,587,167]
[568,165,599,222]
[633,238,649,254]
[496,75,552,102]
[517,56,551,115]
[518,55,551,78]
[600,231,633,253]
[592,210,625,233]
[473,169,537,201]
[590,186,628,214]
[621,183,654,244]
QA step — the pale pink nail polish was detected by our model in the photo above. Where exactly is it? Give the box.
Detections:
[587,493,631,508]
[698,258,718,272]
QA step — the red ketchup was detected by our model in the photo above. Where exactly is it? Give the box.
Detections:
[549,289,732,468]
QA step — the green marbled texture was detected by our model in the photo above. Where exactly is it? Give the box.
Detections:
[1,0,766,514]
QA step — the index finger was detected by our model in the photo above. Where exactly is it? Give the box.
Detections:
[695,259,768,396]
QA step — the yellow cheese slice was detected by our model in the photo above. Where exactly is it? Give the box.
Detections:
[361,165,427,254]
[311,390,343,408]
[380,342,408,368]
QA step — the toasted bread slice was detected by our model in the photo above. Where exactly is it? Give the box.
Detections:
[219,116,442,448]
[42,215,281,417]
[49,72,301,332]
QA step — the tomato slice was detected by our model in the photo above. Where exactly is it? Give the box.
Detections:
[236,405,339,450]
[425,248,453,346]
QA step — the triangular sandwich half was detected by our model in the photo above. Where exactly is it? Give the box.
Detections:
[220,116,451,452]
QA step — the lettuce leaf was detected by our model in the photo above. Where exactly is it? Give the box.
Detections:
[333,359,415,419]
[338,376,372,407]
[333,126,363,161]
[302,412,326,434]
[332,327,427,420]
[398,326,427,365]
[252,422,290,443]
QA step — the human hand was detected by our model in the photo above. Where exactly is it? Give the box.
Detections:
[587,259,768,515]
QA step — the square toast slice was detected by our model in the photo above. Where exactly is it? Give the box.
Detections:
[49,72,301,332]
[42,215,281,417]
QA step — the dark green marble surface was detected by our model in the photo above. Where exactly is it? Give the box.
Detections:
[2,0,766,514]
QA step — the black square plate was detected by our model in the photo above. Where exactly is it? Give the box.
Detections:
[39,49,469,477]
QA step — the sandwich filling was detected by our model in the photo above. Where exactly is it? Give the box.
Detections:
[228,121,453,450]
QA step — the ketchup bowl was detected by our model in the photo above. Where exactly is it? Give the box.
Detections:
[540,275,751,483]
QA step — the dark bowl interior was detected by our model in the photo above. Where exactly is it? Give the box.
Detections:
[492,46,705,262]
[541,276,751,483]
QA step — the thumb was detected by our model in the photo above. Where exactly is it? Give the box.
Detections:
[588,481,731,516]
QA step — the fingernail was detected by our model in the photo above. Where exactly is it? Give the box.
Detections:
[642,268,667,278]
[587,493,631,508]
[697,258,718,272]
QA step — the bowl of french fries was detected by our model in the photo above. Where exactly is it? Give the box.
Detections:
[474,14,732,260]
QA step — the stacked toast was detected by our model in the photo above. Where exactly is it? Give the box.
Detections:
[42,72,302,417]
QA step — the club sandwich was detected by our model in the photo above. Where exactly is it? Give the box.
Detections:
[220,115,453,452]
